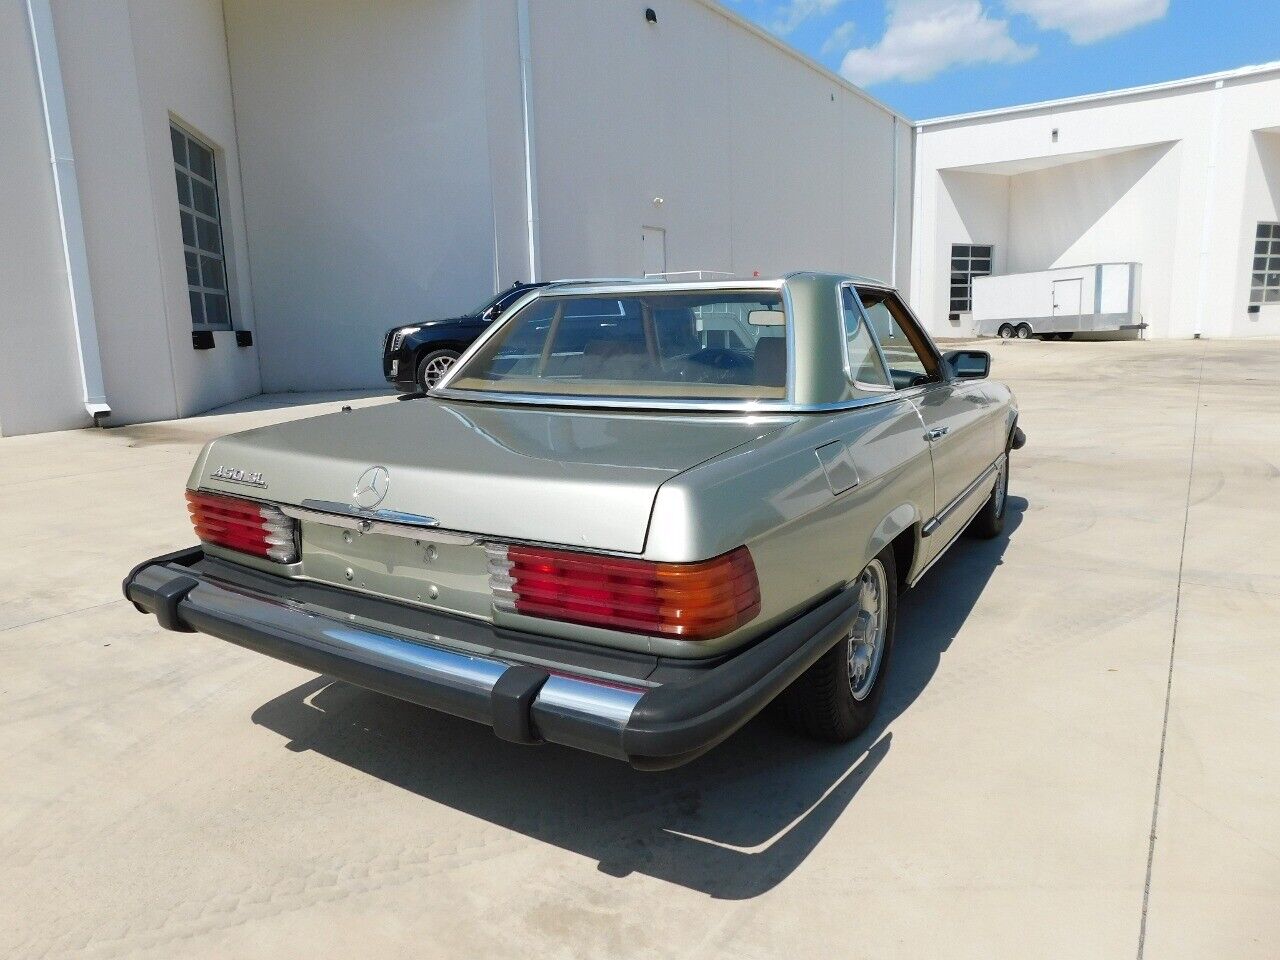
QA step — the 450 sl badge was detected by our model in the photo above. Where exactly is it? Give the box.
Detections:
[210,465,268,488]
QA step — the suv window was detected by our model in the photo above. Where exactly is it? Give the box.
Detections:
[856,289,941,390]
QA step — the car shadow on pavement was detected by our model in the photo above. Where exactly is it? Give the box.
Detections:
[251,499,1025,900]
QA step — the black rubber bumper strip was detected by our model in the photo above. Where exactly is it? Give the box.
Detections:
[491,665,551,744]
[123,549,859,770]
[622,584,859,771]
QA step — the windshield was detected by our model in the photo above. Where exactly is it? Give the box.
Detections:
[445,290,789,401]
[468,289,511,316]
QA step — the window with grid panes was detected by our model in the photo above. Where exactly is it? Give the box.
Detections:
[172,125,232,329]
[1251,223,1280,305]
[949,244,992,313]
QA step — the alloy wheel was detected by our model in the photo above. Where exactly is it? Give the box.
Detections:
[421,355,456,389]
[847,558,889,701]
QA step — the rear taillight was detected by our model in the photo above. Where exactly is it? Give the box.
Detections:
[487,543,761,641]
[186,490,299,563]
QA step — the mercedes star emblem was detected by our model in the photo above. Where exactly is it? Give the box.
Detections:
[353,465,391,510]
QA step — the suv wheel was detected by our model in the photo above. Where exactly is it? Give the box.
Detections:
[416,349,460,390]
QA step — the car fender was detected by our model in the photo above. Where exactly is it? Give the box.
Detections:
[865,502,919,570]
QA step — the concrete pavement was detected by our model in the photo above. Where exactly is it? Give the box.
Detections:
[1,342,1276,959]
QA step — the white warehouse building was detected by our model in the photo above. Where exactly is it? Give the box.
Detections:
[910,62,1280,342]
[4,1,1279,439]
[0,0,911,437]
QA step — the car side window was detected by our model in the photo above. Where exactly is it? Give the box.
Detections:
[856,289,942,390]
[840,287,892,390]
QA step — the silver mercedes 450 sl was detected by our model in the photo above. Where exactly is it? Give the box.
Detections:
[125,274,1024,769]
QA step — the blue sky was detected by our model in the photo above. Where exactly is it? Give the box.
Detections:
[724,0,1280,119]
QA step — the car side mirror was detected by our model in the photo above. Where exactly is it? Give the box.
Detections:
[943,349,990,380]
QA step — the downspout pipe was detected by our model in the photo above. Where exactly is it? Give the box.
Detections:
[890,115,899,288]
[25,0,110,423]
[516,0,540,282]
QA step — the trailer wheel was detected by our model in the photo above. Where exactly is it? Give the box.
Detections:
[1016,324,1032,339]
[998,324,1015,340]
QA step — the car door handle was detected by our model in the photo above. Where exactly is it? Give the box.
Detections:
[926,427,950,441]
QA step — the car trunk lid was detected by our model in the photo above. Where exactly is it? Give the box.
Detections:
[192,398,789,554]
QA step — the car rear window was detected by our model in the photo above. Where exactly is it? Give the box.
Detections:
[445,290,788,401]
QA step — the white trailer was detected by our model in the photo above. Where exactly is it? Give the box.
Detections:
[971,263,1144,340]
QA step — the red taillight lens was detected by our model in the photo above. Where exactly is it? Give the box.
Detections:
[186,491,299,563]
[488,544,761,641]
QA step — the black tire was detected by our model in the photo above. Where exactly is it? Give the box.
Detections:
[416,349,460,390]
[997,324,1015,340]
[773,547,898,742]
[1015,324,1032,340]
[968,450,1009,539]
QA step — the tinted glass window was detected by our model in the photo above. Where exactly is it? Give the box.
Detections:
[950,243,993,312]
[857,290,940,390]
[1251,223,1280,304]
[449,291,789,400]
[172,124,231,330]
[841,288,891,389]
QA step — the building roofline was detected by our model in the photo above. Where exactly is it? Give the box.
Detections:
[693,0,909,123]
[918,60,1280,128]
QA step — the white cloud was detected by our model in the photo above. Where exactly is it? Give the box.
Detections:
[839,1,1035,86]
[821,20,858,56]
[1006,0,1168,43]
[768,0,847,36]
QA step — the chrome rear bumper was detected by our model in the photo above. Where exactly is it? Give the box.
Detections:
[124,548,858,769]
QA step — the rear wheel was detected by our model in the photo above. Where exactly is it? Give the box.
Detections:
[416,349,460,390]
[968,451,1009,539]
[774,548,898,742]
[997,323,1015,340]
[1016,324,1032,340]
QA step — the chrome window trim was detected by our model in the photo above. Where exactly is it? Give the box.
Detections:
[852,282,950,385]
[434,281,796,407]
[431,385,922,414]
[838,281,894,394]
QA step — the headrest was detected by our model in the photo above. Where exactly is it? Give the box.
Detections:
[753,337,787,387]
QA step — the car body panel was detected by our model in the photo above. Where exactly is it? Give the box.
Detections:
[129,272,1022,767]
[190,399,787,556]
[180,272,1019,660]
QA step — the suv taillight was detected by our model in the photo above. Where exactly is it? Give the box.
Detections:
[487,544,760,641]
[186,491,299,563]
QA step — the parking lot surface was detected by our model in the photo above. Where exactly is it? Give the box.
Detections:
[2,340,1276,959]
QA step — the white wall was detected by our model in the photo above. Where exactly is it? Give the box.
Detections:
[224,0,515,393]
[529,0,911,288]
[1006,143,1181,334]
[1235,130,1280,337]
[2,0,258,435]
[913,67,1280,340]
[0,0,85,436]
[55,0,260,422]
[932,170,1009,335]
[224,0,912,392]
[127,0,262,416]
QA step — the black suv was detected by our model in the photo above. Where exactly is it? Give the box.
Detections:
[382,281,547,392]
